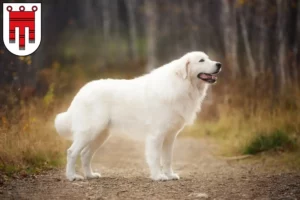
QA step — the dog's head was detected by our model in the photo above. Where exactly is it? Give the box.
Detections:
[177,51,222,84]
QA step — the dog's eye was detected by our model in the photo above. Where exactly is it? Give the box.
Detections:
[199,59,205,62]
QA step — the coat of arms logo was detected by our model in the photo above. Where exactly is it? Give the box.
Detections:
[3,3,41,56]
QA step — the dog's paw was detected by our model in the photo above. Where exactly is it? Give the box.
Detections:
[151,173,169,181]
[66,174,84,181]
[165,173,180,180]
[86,172,101,179]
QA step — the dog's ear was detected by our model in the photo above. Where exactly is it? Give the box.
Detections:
[177,59,190,79]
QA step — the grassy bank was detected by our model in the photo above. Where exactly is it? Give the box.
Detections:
[0,99,67,176]
[184,79,300,169]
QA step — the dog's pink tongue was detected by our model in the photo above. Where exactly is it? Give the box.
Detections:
[199,74,217,80]
[199,74,211,79]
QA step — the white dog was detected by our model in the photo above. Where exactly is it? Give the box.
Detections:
[54,51,221,181]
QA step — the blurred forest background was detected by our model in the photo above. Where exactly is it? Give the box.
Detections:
[1,0,300,175]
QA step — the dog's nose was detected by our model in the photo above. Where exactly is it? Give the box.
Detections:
[216,62,222,70]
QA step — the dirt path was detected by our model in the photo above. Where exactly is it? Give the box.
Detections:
[1,137,300,200]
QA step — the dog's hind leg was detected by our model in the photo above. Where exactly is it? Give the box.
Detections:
[80,130,110,179]
[66,135,91,181]
[66,104,110,181]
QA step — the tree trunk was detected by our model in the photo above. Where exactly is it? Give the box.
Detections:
[111,0,120,39]
[126,0,138,60]
[145,0,157,72]
[183,1,196,50]
[293,0,300,85]
[221,0,239,78]
[102,0,111,41]
[276,0,287,91]
[82,1,95,29]
[193,1,202,50]
[239,8,256,80]
[258,0,266,74]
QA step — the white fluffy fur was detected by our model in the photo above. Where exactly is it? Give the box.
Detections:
[54,51,221,181]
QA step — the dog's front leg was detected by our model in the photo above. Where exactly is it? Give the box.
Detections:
[161,133,180,180]
[145,134,168,181]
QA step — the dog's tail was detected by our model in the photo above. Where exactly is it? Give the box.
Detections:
[54,112,72,140]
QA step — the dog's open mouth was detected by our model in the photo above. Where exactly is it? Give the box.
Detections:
[197,73,217,83]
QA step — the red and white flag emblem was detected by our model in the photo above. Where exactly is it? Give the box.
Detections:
[3,3,41,56]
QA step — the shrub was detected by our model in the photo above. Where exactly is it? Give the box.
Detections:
[243,130,297,155]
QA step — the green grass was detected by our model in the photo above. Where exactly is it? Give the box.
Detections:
[0,145,66,177]
[243,130,297,155]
